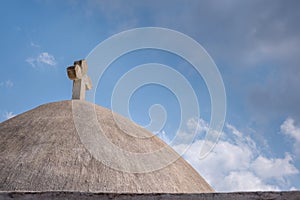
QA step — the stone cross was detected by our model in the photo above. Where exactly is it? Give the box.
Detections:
[67,60,92,100]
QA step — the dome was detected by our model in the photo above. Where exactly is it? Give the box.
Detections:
[0,100,213,193]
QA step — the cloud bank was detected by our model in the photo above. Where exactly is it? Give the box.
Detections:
[159,118,299,191]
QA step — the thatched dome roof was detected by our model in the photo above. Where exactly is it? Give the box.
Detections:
[0,100,213,193]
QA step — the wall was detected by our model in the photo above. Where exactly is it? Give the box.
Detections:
[1,191,300,200]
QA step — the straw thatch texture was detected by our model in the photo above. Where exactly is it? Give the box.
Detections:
[0,100,213,193]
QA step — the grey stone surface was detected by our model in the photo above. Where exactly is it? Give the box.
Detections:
[0,191,300,200]
[67,60,92,100]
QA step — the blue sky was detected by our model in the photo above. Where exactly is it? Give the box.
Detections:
[1,0,300,191]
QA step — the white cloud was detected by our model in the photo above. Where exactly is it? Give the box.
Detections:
[0,80,13,88]
[166,119,299,191]
[25,57,35,67]
[26,52,56,68]
[226,123,243,138]
[170,130,196,146]
[290,187,298,191]
[281,118,300,155]
[37,52,56,66]
[158,118,209,147]
[4,112,16,120]
[281,118,300,142]
[30,42,40,48]
[187,117,209,133]
[222,171,278,191]
[156,130,170,144]
[251,153,298,180]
